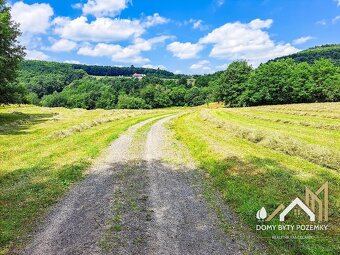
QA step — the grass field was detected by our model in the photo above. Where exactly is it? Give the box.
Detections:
[0,105,175,254]
[1,103,339,255]
[170,103,340,255]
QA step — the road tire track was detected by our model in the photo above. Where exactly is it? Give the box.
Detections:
[21,114,261,255]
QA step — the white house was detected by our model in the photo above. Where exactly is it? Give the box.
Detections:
[132,73,146,79]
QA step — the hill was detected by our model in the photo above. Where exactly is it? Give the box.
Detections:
[271,44,340,65]
[20,60,176,78]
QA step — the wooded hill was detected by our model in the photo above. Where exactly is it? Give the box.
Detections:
[20,60,176,78]
[271,44,340,65]
[14,45,340,109]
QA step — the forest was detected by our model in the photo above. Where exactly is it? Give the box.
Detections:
[18,60,218,109]
[17,54,340,109]
[272,44,340,65]
[2,38,340,109]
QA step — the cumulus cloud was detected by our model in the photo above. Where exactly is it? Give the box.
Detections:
[167,42,204,59]
[249,18,273,29]
[216,63,229,70]
[292,36,314,45]
[64,60,81,64]
[78,36,171,64]
[190,60,211,70]
[142,64,166,70]
[316,20,327,25]
[47,39,78,52]
[82,0,130,17]
[188,19,208,30]
[143,13,169,28]
[215,0,225,7]
[54,16,144,42]
[332,15,340,23]
[25,49,49,60]
[11,1,54,34]
[199,19,299,66]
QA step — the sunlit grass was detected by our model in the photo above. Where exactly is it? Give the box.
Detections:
[0,105,175,254]
[170,103,340,255]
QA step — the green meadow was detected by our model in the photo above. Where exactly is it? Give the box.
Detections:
[0,102,339,254]
[0,105,174,254]
[170,102,340,255]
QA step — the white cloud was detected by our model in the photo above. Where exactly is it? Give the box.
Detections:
[215,0,225,7]
[64,60,81,64]
[25,50,49,60]
[82,0,130,17]
[190,60,211,70]
[332,15,340,23]
[142,64,166,70]
[11,2,54,56]
[188,19,208,30]
[143,13,169,28]
[78,36,170,64]
[336,0,340,6]
[174,70,182,74]
[292,36,314,45]
[193,20,203,29]
[47,39,78,52]
[216,63,229,70]
[199,19,299,66]
[316,20,327,25]
[249,18,273,29]
[54,16,144,42]
[167,42,204,59]
[11,1,54,34]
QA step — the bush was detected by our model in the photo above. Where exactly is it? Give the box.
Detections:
[116,94,149,109]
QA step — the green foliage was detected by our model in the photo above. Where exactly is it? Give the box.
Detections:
[216,60,253,106]
[272,44,340,66]
[19,61,87,98]
[16,44,340,109]
[41,77,117,109]
[0,0,26,104]
[38,74,211,109]
[116,94,149,109]
[72,63,176,78]
[215,58,340,107]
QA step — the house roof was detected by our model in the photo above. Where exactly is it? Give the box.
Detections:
[132,73,145,77]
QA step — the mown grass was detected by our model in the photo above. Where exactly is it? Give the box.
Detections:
[0,105,175,254]
[170,103,340,255]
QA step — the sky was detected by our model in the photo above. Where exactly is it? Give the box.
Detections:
[8,0,340,74]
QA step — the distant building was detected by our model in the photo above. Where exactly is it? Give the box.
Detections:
[132,73,146,79]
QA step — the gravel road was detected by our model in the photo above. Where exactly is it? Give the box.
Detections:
[21,114,261,255]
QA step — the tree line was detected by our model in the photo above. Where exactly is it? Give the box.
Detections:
[216,58,340,107]
[38,76,216,109]
[272,44,340,66]
[0,0,339,108]
[72,63,176,78]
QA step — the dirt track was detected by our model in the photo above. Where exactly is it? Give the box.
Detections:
[21,114,260,255]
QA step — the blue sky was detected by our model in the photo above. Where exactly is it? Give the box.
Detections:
[9,0,340,74]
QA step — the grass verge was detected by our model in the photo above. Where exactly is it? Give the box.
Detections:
[170,106,340,255]
[0,105,174,254]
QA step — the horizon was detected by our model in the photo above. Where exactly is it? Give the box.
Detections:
[9,0,340,74]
